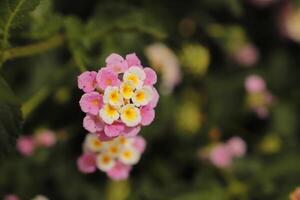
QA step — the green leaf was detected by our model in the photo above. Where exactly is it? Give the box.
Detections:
[0,76,22,158]
[0,0,41,48]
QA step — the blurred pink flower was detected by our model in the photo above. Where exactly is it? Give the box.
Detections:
[4,194,20,200]
[245,75,266,93]
[35,130,56,147]
[145,43,181,94]
[105,53,129,74]
[234,44,259,67]
[79,92,103,115]
[107,162,131,181]
[209,144,233,168]
[16,136,35,156]
[96,68,121,90]
[77,71,97,93]
[226,137,247,158]
[83,114,105,133]
[77,152,97,174]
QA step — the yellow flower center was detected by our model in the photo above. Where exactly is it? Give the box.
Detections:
[123,150,132,159]
[110,146,118,154]
[124,108,136,120]
[109,92,119,102]
[128,74,139,86]
[102,155,111,164]
[106,105,118,117]
[93,140,102,148]
[136,91,145,101]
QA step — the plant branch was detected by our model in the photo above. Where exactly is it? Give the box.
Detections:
[0,33,65,64]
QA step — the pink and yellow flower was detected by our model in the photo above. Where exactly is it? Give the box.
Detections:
[78,71,97,93]
[79,92,103,115]
[78,53,159,140]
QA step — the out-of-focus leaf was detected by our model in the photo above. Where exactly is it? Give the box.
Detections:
[0,0,41,48]
[0,76,22,158]
[29,0,63,39]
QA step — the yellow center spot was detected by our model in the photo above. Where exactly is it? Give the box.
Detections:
[136,92,145,101]
[123,150,132,159]
[110,146,118,154]
[125,108,135,120]
[107,105,117,116]
[128,74,138,85]
[119,137,127,145]
[102,155,111,164]
[109,92,118,102]
[93,140,102,148]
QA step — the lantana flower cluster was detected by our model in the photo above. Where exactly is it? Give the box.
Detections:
[16,129,57,156]
[77,133,146,180]
[245,75,274,118]
[78,53,159,140]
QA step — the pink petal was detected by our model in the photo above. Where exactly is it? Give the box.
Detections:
[96,68,121,90]
[148,87,159,108]
[96,131,114,141]
[123,126,141,137]
[133,136,146,153]
[125,53,141,67]
[77,71,97,93]
[79,92,103,115]
[77,152,97,174]
[104,122,126,137]
[105,53,124,64]
[140,106,155,126]
[144,67,157,85]
[107,161,131,181]
[83,114,105,133]
[107,61,128,74]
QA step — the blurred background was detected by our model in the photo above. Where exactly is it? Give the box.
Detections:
[0,0,300,199]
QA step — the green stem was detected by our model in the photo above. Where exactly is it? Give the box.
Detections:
[21,86,50,119]
[0,33,65,64]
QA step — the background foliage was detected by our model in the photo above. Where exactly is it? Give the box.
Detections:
[0,0,300,199]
